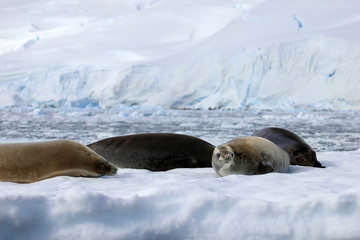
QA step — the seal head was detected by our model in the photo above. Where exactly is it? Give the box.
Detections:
[212,144,236,176]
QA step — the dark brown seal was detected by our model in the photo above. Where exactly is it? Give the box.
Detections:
[251,127,325,168]
[87,133,215,171]
[0,140,118,183]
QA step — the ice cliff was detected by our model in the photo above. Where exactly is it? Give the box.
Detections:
[0,0,359,110]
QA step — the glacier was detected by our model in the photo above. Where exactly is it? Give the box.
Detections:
[1,0,360,110]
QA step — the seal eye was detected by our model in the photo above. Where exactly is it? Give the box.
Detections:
[216,152,221,159]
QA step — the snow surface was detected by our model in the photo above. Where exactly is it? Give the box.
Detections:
[1,0,360,110]
[1,150,360,240]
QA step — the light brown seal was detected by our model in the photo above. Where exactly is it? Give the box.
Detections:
[0,140,118,183]
[87,133,215,171]
[251,127,325,168]
[212,136,290,177]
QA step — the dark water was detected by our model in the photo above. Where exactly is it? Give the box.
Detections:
[0,107,359,152]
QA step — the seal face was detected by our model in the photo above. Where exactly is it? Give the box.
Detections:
[87,133,215,171]
[0,140,118,183]
[212,136,290,177]
[251,127,325,168]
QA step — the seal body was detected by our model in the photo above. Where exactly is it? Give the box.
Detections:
[0,140,118,183]
[251,127,324,168]
[212,136,290,177]
[87,133,215,171]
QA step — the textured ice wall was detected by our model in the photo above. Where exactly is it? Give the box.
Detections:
[2,37,358,110]
[1,0,360,110]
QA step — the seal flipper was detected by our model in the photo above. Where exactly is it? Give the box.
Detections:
[313,160,326,168]
[164,157,198,170]
[256,161,274,174]
[146,157,198,171]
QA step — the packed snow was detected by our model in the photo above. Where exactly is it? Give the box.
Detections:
[1,0,360,110]
[1,0,360,239]
[1,150,360,240]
